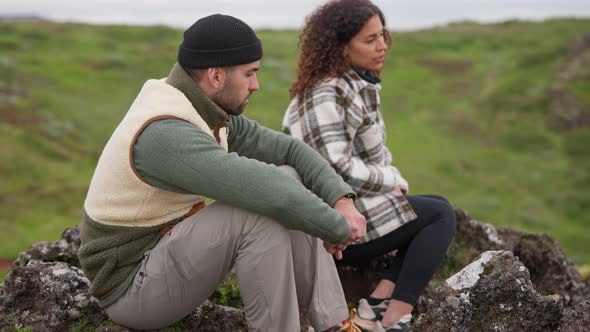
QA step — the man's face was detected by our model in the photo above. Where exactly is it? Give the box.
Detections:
[212,61,260,116]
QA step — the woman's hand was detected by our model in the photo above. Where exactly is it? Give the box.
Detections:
[393,186,408,195]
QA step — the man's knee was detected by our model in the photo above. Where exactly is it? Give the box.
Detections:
[237,206,293,250]
[260,214,292,241]
[196,201,292,247]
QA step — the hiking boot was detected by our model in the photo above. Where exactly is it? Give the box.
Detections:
[323,309,363,332]
[373,314,412,332]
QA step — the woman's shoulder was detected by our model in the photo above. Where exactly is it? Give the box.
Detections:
[286,72,361,111]
[311,74,359,97]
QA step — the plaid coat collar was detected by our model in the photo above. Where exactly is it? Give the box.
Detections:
[343,69,382,94]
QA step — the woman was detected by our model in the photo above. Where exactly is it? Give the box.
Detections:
[283,1,457,331]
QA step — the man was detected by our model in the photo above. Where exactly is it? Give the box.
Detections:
[79,14,366,331]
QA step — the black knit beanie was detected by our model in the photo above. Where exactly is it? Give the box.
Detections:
[178,14,263,69]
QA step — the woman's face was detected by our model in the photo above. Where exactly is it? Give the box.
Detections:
[344,15,388,72]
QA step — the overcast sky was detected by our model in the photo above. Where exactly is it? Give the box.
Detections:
[3,0,590,30]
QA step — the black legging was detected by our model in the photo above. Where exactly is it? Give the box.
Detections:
[338,195,457,306]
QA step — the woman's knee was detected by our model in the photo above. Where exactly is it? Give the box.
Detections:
[437,198,457,236]
[422,194,450,205]
[408,195,454,223]
[415,195,456,236]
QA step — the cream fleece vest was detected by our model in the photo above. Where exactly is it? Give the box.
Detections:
[84,79,228,227]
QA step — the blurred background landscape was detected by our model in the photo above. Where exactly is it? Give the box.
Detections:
[1,1,590,283]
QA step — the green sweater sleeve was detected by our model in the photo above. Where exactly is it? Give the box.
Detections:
[133,118,352,244]
[227,115,354,207]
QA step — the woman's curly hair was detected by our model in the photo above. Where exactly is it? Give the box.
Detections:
[289,0,391,100]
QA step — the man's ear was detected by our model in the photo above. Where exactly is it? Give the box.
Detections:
[207,67,226,89]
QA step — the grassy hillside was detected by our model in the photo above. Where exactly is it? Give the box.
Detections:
[1,19,589,268]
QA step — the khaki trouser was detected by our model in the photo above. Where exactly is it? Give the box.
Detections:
[105,166,348,331]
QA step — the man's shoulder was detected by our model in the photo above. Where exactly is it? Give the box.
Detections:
[139,118,214,144]
[227,115,267,135]
[228,114,250,126]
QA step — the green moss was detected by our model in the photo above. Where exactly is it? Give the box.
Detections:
[210,270,243,308]
[164,321,189,332]
[11,325,34,332]
[578,264,590,280]
[71,319,95,332]
[0,313,34,332]
[482,264,495,276]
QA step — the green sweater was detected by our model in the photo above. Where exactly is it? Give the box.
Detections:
[79,64,354,307]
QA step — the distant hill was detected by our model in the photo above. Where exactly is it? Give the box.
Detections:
[0,15,42,22]
[0,18,589,266]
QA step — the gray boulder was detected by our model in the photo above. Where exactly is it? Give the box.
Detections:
[449,209,589,307]
[413,251,563,332]
[0,259,106,331]
[179,300,248,331]
[13,227,81,268]
[94,300,249,332]
[0,227,249,331]
[559,300,590,332]
[514,233,590,306]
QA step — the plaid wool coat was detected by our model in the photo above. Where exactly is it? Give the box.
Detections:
[283,70,417,243]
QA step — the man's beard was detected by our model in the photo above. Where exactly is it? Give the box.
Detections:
[212,87,248,116]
